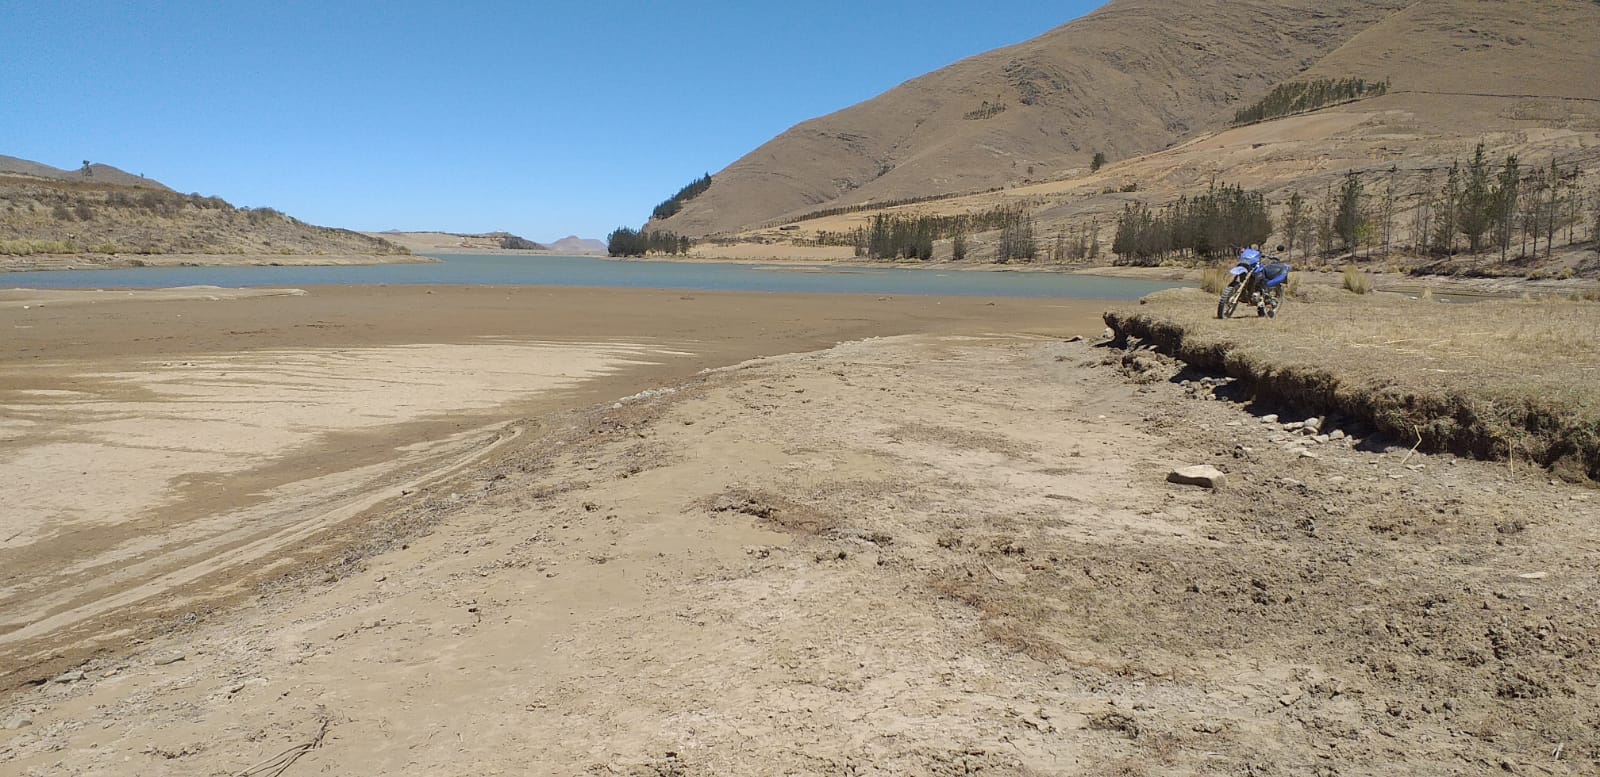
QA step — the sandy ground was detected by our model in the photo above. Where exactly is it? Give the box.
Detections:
[0,286,1101,690]
[2,288,1595,775]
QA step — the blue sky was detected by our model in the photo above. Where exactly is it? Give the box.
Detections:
[1,1,1104,241]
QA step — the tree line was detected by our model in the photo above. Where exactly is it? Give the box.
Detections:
[607,227,690,257]
[1278,144,1597,263]
[1232,77,1390,126]
[831,205,1039,262]
[650,173,712,221]
[1111,183,1273,265]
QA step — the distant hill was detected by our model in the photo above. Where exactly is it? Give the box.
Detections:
[650,0,1600,240]
[0,153,409,259]
[369,231,550,252]
[547,235,605,254]
[0,155,171,191]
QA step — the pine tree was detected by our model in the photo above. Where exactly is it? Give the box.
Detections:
[1379,169,1398,256]
[1315,185,1337,259]
[1491,153,1520,262]
[1591,182,1600,245]
[1459,143,1493,253]
[1545,159,1561,258]
[1435,161,1461,254]
[1282,192,1306,259]
[1091,152,1107,172]
[1411,171,1436,253]
[1521,165,1547,258]
[1334,171,1365,252]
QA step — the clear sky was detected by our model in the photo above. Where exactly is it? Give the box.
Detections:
[1,1,1105,242]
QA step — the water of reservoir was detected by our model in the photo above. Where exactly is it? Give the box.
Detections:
[2,253,1183,300]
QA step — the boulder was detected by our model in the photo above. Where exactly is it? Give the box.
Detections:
[1167,465,1227,489]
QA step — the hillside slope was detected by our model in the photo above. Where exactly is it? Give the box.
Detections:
[0,155,170,190]
[678,0,1600,276]
[650,0,1415,237]
[0,156,409,260]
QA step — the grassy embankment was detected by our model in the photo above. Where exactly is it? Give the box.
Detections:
[1107,285,1600,481]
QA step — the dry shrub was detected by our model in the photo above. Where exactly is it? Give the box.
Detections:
[0,239,75,255]
[1200,266,1230,294]
[1342,266,1372,294]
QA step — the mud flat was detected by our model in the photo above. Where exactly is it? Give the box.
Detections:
[0,284,1103,691]
[1,285,1596,774]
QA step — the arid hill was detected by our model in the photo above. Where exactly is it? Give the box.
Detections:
[368,231,552,252]
[650,0,1600,245]
[0,155,410,261]
[547,235,606,254]
[0,155,169,191]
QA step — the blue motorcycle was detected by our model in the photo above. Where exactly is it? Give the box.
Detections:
[1217,247,1290,319]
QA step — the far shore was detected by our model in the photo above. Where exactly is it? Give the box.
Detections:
[0,252,436,273]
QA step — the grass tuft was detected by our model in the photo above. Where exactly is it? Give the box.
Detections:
[1342,266,1373,294]
[1200,266,1231,294]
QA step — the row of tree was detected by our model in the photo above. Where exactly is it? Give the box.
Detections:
[1276,146,1597,262]
[607,227,690,257]
[1232,77,1390,126]
[838,205,1039,262]
[1111,183,1273,264]
[650,173,712,221]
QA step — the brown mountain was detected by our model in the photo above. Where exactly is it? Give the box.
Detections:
[651,0,1600,239]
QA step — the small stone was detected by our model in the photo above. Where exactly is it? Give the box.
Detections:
[1297,449,1321,460]
[1101,327,1114,340]
[1313,434,1331,444]
[1065,335,1084,343]
[1328,430,1346,441]
[1260,414,1279,424]
[153,652,186,666]
[1302,417,1323,432]
[1,713,32,730]
[1168,465,1227,489]
[54,669,86,683]
[1283,421,1304,431]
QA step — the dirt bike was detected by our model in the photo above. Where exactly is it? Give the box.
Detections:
[1217,248,1286,319]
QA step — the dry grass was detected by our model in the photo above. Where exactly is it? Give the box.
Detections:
[0,239,75,256]
[1199,266,1231,294]
[0,176,410,257]
[1110,288,1600,477]
[1341,266,1373,294]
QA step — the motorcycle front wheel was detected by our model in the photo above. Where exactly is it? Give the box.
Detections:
[1217,281,1243,319]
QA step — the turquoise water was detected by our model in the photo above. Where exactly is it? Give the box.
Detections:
[2,253,1181,299]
